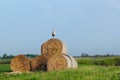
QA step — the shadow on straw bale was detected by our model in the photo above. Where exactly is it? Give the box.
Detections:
[31,55,47,71]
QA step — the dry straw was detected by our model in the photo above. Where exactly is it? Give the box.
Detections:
[41,38,67,59]
[10,55,31,72]
[62,54,78,68]
[47,54,78,71]
[47,54,67,71]
[31,55,47,71]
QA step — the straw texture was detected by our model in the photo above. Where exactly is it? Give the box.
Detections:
[10,55,31,72]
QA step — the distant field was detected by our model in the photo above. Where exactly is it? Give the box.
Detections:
[0,57,120,80]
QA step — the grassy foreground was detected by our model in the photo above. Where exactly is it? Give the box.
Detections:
[0,64,120,80]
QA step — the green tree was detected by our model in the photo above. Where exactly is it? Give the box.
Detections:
[2,54,8,59]
[81,53,89,57]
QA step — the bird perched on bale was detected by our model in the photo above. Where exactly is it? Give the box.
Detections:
[52,29,56,37]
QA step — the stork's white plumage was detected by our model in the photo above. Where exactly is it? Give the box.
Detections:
[52,29,56,37]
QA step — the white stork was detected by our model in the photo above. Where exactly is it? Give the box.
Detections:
[52,29,56,37]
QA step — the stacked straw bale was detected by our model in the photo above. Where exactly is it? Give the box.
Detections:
[10,38,78,72]
[31,55,47,71]
[41,38,78,71]
[41,38,67,59]
[10,55,31,72]
[47,54,67,71]
[47,54,78,71]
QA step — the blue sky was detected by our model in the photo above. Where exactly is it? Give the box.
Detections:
[0,0,120,56]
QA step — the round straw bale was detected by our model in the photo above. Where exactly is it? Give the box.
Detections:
[47,54,67,71]
[31,55,47,71]
[62,54,78,68]
[41,38,67,59]
[47,54,78,71]
[10,55,31,72]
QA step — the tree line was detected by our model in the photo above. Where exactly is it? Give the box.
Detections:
[0,54,38,59]
[80,53,120,57]
[0,53,120,59]
[74,53,120,58]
